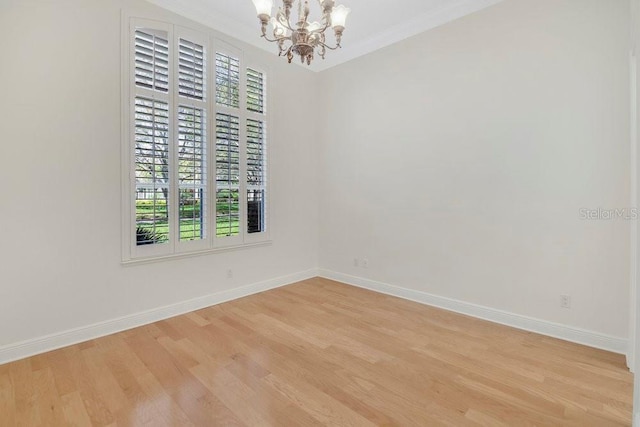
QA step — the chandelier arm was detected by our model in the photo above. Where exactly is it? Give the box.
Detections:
[309,20,332,36]
[317,43,326,59]
[312,10,332,34]
[277,13,297,32]
[261,33,291,43]
[318,41,341,51]
[261,24,279,42]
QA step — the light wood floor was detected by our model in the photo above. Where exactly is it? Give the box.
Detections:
[0,278,633,426]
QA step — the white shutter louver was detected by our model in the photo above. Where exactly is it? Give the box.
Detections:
[134,97,170,245]
[178,106,207,241]
[134,30,169,93]
[216,113,240,237]
[215,53,240,108]
[178,39,205,100]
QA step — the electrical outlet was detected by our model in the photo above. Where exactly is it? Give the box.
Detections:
[560,295,571,309]
[362,258,369,269]
[227,269,233,279]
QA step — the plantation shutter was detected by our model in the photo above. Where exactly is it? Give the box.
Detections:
[177,106,207,241]
[133,27,171,248]
[215,113,240,237]
[247,68,264,114]
[246,68,267,236]
[178,38,205,100]
[176,35,208,244]
[246,118,266,234]
[134,98,170,245]
[134,30,169,93]
[215,50,242,241]
[215,53,240,108]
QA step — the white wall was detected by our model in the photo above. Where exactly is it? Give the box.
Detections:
[631,0,640,421]
[318,0,631,340]
[0,0,319,349]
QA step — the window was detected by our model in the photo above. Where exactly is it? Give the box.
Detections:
[124,20,269,261]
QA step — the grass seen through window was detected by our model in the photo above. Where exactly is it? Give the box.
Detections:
[135,192,239,244]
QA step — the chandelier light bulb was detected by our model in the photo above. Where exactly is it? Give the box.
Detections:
[252,0,274,19]
[330,4,350,30]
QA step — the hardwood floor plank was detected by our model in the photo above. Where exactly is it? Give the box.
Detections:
[0,372,16,427]
[10,359,42,426]
[33,368,66,425]
[61,391,92,427]
[45,349,79,398]
[262,371,378,426]
[224,358,326,427]
[0,278,633,426]
[64,346,115,426]
[132,372,196,427]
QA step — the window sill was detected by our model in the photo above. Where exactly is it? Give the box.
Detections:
[122,240,273,266]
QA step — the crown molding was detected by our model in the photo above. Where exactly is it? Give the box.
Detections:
[313,0,505,71]
[145,0,505,72]
[145,0,268,51]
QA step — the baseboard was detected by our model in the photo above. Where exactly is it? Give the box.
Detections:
[0,269,318,365]
[318,269,628,355]
[1,268,628,365]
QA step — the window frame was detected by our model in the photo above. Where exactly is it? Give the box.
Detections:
[121,16,271,264]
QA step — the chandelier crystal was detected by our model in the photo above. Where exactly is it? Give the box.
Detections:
[251,0,351,65]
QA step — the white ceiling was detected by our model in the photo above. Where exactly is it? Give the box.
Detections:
[146,0,504,72]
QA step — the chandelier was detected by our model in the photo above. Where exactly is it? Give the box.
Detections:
[251,0,351,65]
